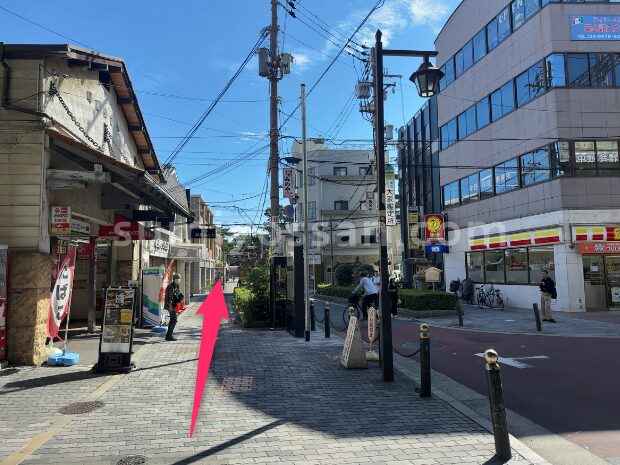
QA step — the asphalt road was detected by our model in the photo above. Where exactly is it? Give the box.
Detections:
[316,300,620,464]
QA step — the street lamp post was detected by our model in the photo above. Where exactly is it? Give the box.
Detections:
[373,29,443,382]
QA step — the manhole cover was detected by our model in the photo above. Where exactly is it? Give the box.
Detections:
[58,401,105,415]
[117,456,147,465]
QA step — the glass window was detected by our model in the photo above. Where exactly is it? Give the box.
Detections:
[466,252,485,282]
[506,248,529,283]
[455,49,464,78]
[491,89,503,121]
[521,148,550,186]
[495,159,519,194]
[575,141,597,176]
[529,61,545,100]
[333,167,347,176]
[567,53,590,87]
[334,200,349,210]
[447,118,457,147]
[596,140,620,176]
[487,18,499,51]
[308,167,316,185]
[473,29,487,62]
[463,41,474,71]
[440,124,449,149]
[497,7,511,42]
[484,250,505,284]
[462,173,479,204]
[550,141,572,177]
[512,0,525,30]
[480,169,494,198]
[308,201,316,220]
[524,0,539,19]
[458,112,468,140]
[500,81,515,114]
[439,65,447,91]
[528,246,555,284]
[589,53,614,87]
[444,58,455,85]
[359,166,373,176]
[516,70,530,107]
[545,54,566,88]
[465,106,477,136]
[443,182,460,208]
[476,97,490,129]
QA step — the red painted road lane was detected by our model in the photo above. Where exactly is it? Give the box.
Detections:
[385,318,620,460]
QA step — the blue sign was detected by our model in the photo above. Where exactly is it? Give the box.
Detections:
[570,15,620,41]
[425,244,447,254]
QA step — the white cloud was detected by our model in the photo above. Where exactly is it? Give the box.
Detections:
[292,52,312,73]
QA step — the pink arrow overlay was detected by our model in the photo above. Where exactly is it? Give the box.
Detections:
[190,280,230,438]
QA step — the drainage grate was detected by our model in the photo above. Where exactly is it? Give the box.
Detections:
[58,401,105,415]
[219,376,254,393]
[117,456,147,465]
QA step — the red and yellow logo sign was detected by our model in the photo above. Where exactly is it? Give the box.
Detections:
[425,214,445,243]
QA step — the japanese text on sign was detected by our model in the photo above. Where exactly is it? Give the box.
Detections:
[424,214,445,243]
[282,168,296,199]
[385,173,396,226]
[570,16,620,41]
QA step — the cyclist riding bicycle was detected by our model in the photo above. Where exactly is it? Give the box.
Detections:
[351,271,378,320]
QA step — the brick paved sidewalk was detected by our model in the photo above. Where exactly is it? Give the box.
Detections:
[1,290,546,465]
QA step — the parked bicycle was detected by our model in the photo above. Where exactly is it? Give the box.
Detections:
[476,284,504,310]
[344,294,362,326]
[450,278,474,304]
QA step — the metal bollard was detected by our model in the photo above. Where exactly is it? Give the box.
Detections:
[419,324,431,398]
[324,303,330,339]
[456,301,464,327]
[483,349,512,461]
[532,303,542,332]
[310,299,316,332]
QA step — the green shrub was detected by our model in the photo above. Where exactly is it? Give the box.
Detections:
[356,263,375,277]
[316,284,456,311]
[398,289,457,311]
[335,264,355,286]
[233,258,270,324]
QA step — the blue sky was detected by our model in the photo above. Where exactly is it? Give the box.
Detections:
[1,0,459,232]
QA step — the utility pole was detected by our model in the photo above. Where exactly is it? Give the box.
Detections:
[329,218,334,285]
[301,84,310,342]
[269,0,280,255]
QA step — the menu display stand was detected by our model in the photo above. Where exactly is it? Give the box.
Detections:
[93,286,136,373]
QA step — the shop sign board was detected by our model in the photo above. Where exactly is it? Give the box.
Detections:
[570,15,620,41]
[47,247,77,339]
[385,172,396,226]
[100,287,135,354]
[425,244,447,254]
[284,205,295,222]
[76,242,92,260]
[51,206,71,235]
[150,239,170,258]
[282,168,296,199]
[70,217,91,235]
[142,267,164,327]
[424,214,445,243]
[98,213,155,240]
[578,242,620,254]
[191,228,216,239]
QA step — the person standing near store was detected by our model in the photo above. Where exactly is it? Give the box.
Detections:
[388,277,399,316]
[165,273,183,341]
[539,270,557,323]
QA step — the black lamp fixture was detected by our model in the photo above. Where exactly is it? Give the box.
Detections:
[283,156,302,165]
[409,57,444,98]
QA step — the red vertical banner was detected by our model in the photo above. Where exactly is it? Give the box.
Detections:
[0,298,7,361]
[159,259,176,309]
[47,247,77,339]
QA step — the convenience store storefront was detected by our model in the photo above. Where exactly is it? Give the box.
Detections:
[573,226,620,311]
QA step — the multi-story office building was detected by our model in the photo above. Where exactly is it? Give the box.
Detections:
[435,0,620,312]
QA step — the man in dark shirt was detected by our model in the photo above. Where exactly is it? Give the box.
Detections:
[165,273,183,341]
[539,270,557,323]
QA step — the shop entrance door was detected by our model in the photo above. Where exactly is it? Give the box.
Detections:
[605,256,620,309]
[583,255,607,310]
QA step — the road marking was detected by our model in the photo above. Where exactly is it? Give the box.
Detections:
[474,353,550,369]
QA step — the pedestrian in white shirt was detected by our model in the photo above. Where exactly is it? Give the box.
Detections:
[352,271,379,320]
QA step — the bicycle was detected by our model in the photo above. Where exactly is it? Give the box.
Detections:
[344,294,363,326]
[477,284,504,310]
